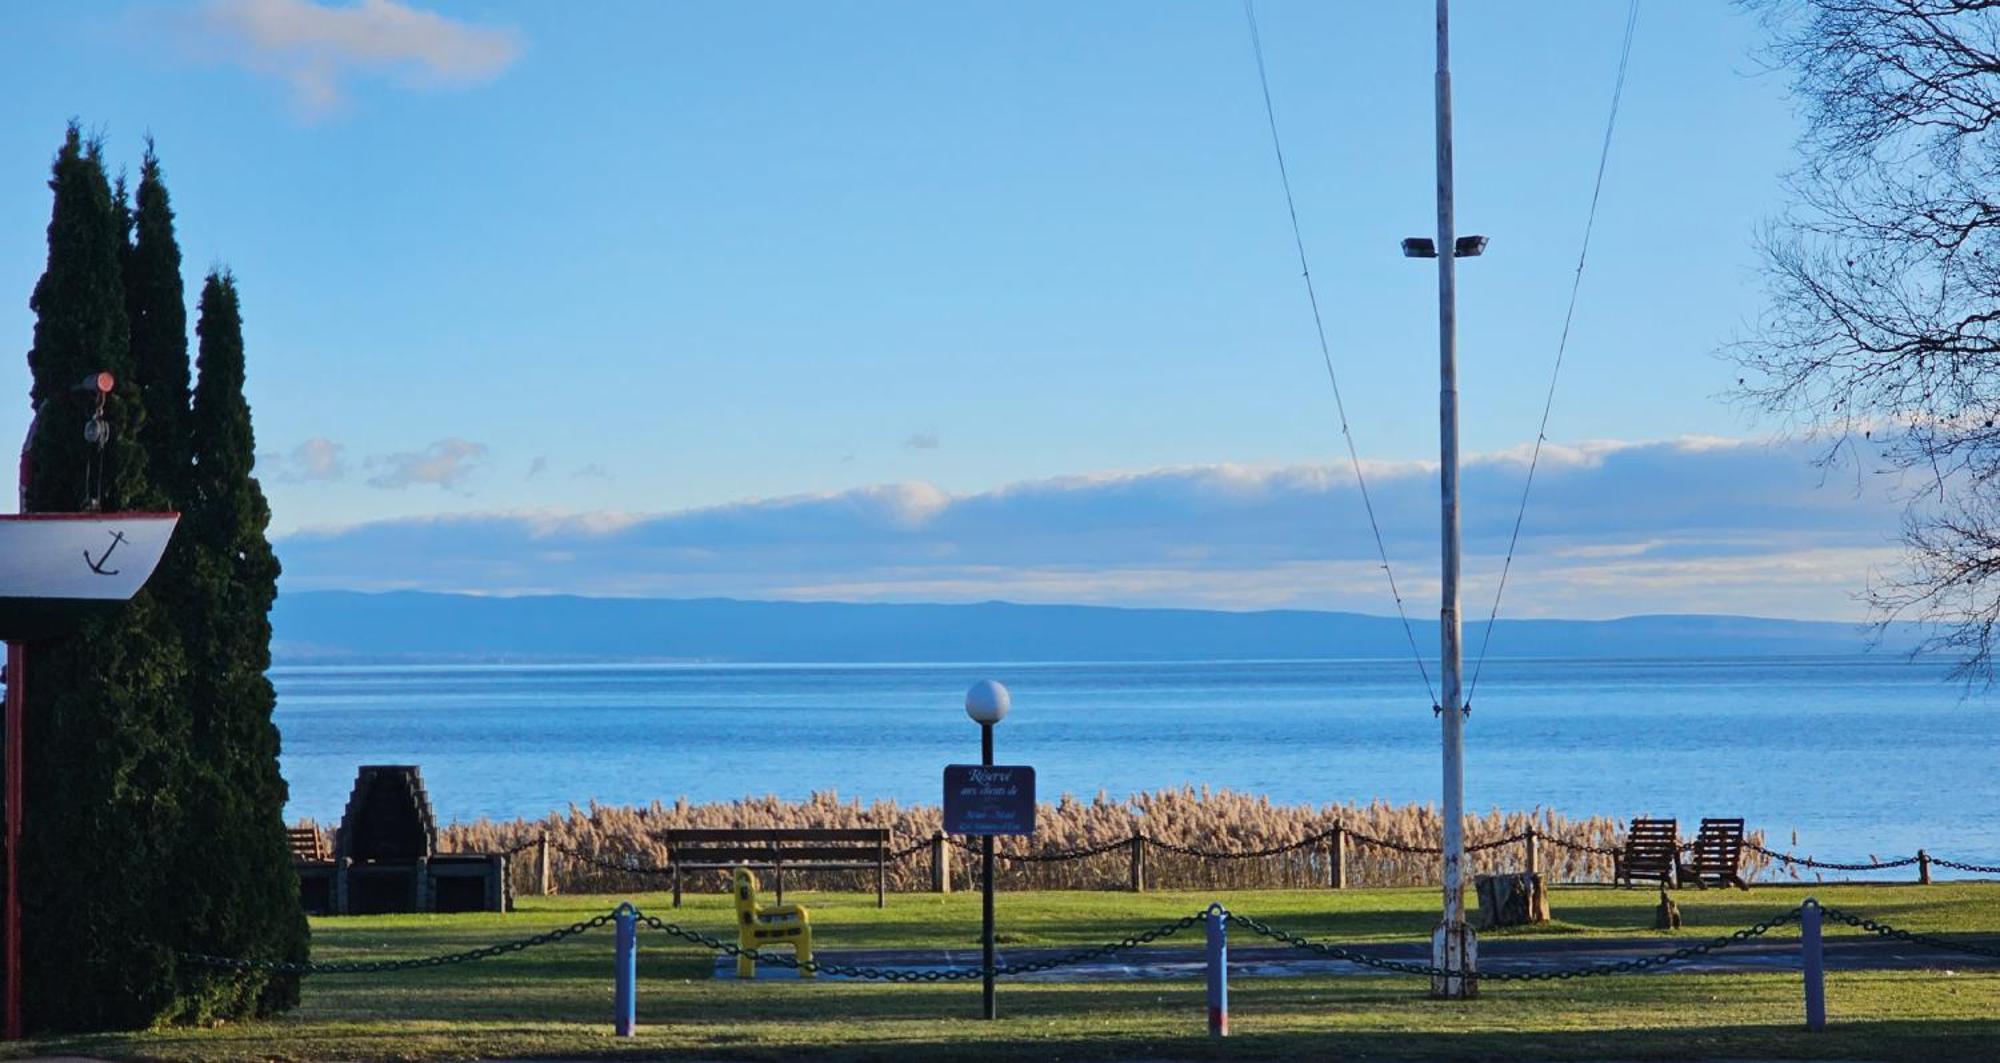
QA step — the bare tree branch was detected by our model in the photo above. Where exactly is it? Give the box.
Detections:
[1739,0,2000,682]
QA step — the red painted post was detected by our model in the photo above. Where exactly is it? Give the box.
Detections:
[4,640,22,1040]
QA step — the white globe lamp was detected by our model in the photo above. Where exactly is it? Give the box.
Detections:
[965,679,1010,725]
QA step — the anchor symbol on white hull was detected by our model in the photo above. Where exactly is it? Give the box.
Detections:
[84,530,128,576]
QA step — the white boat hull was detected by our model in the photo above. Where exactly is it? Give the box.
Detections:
[0,513,179,640]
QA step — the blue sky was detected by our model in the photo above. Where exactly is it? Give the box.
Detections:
[0,2,1905,618]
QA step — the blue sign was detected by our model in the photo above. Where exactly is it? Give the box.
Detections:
[943,764,1036,836]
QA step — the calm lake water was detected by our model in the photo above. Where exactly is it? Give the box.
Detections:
[273,656,2000,868]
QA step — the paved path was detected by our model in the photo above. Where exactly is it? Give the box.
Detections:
[715,933,2000,981]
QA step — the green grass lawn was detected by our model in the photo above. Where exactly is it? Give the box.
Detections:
[17,882,2000,1061]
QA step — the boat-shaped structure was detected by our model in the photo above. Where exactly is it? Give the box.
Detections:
[0,513,179,641]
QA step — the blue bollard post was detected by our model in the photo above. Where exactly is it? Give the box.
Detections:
[614,903,638,1037]
[1206,905,1228,1037]
[1801,899,1825,1032]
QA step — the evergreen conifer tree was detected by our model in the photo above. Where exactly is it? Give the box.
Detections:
[18,124,189,1030]
[178,271,309,1017]
[125,140,191,504]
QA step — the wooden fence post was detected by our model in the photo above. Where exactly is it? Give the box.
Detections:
[1524,827,1539,879]
[1918,849,1931,886]
[1330,826,1347,890]
[537,831,552,896]
[1130,833,1147,893]
[932,831,952,893]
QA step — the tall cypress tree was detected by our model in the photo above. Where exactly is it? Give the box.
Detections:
[177,271,308,1018]
[19,124,189,1030]
[125,139,191,505]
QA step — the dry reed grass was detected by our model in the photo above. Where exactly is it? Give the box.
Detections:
[300,787,1768,897]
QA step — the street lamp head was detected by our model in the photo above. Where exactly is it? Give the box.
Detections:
[1401,237,1438,259]
[1453,235,1489,258]
[964,679,1010,725]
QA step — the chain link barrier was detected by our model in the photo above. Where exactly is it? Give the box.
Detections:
[1147,831,1331,860]
[179,911,618,974]
[1538,833,1623,856]
[554,844,677,876]
[1818,905,2000,960]
[1230,906,1803,981]
[535,829,1999,877]
[1931,856,2000,874]
[945,834,1136,863]
[634,909,1204,982]
[178,899,2000,985]
[1746,843,1922,872]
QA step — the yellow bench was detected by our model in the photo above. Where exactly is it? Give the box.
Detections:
[733,867,813,978]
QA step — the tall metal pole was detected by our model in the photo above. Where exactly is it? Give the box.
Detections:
[1429,0,1477,1000]
[980,721,996,1020]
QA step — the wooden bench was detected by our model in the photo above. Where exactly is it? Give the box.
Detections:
[667,828,890,908]
[1613,817,1679,888]
[1678,817,1748,890]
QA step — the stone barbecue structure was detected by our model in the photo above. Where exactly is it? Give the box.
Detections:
[295,765,509,915]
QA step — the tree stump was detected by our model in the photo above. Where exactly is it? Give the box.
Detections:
[1655,889,1682,930]
[1474,872,1550,928]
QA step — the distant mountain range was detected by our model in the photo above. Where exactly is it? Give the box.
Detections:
[269,590,1921,664]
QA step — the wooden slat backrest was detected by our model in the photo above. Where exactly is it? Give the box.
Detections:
[665,828,889,869]
[288,826,327,861]
[671,846,887,865]
[1622,818,1679,868]
[666,828,888,844]
[1689,818,1743,869]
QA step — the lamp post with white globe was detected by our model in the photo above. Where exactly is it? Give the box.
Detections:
[964,679,1009,1020]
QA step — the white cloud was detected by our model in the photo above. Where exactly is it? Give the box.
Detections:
[265,435,347,482]
[275,435,1909,619]
[174,0,523,116]
[365,437,488,489]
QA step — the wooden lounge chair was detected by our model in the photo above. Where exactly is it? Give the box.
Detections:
[1614,817,1679,888]
[288,825,328,862]
[1678,818,1749,890]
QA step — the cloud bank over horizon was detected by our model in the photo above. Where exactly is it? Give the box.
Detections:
[273,435,1912,620]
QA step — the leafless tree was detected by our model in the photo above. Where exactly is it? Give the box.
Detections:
[1740,0,2000,680]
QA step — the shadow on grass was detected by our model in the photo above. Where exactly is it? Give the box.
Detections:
[33,1017,2000,1062]
[658,1018,2000,1062]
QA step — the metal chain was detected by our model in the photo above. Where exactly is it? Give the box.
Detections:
[1818,905,2000,959]
[1228,906,1802,981]
[1746,843,1920,871]
[1538,833,1623,856]
[1148,830,1334,860]
[946,834,1134,863]
[179,911,618,975]
[634,909,1204,982]
[551,828,1680,869]
[554,844,676,876]
[1465,832,1531,853]
[1343,829,1441,855]
[1929,856,2000,874]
